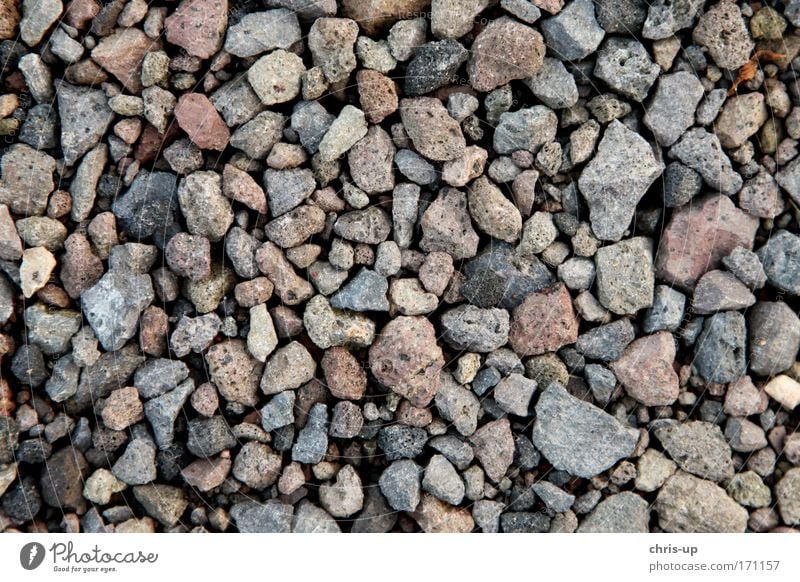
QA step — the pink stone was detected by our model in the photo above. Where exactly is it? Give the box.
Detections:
[611,332,680,406]
[655,195,758,290]
[91,28,159,92]
[164,0,227,60]
[174,93,230,151]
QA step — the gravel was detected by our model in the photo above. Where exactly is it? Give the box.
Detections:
[0,0,796,537]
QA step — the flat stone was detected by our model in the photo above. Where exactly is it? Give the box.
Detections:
[578,121,663,241]
[420,187,479,259]
[494,106,557,154]
[261,391,295,432]
[318,105,367,162]
[164,0,227,59]
[0,144,56,216]
[540,0,604,61]
[692,1,753,70]
[576,319,635,362]
[532,383,639,478]
[656,195,757,290]
[469,418,514,483]
[693,270,756,314]
[333,207,391,245]
[440,305,510,352]
[187,416,236,457]
[494,373,536,416]
[248,49,305,106]
[656,471,747,532]
[230,500,292,533]
[523,57,577,109]
[757,230,800,295]
[112,439,157,485]
[644,71,705,146]
[91,27,155,92]
[764,375,800,411]
[112,171,178,240]
[655,421,734,482]
[405,39,468,95]
[595,237,655,315]
[749,301,800,377]
[82,271,154,352]
[174,93,230,151]
[423,454,464,505]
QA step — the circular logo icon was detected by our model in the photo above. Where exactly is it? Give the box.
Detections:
[20,542,45,570]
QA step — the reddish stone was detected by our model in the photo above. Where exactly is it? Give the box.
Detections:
[469,418,514,483]
[191,382,219,417]
[0,0,20,39]
[234,277,274,308]
[611,332,679,406]
[175,93,230,152]
[222,164,267,213]
[341,0,430,35]
[205,340,263,406]
[411,493,474,533]
[321,347,367,401]
[102,386,144,431]
[134,123,180,164]
[60,233,103,299]
[64,0,100,30]
[357,70,398,124]
[181,453,231,492]
[91,27,159,92]
[655,195,758,290]
[368,316,444,407]
[140,305,168,357]
[508,283,578,356]
[468,17,545,92]
[165,0,227,59]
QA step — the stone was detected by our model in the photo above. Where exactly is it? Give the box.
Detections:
[508,284,578,356]
[261,391,295,432]
[222,165,268,214]
[776,468,800,525]
[694,311,746,384]
[112,171,178,240]
[635,448,677,492]
[369,316,444,407]
[431,0,487,38]
[715,93,767,149]
[164,0,227,59]
[757,231,800,296]
[532,383,639,478]
[0,144,55,216]
[469,418,514,483]
[187,416,236,457]
[0,204,21,260]
[144,380,194,449]
[395,149,436,185]
[692,270,755,314]
[329,401,363,438]
[112,439,157,485]
[303,295,376,349]
[422,454,464,505]
[102,387,143,431]
[724,417,766,453]
[644,71,705,146]
[692,1,753,70]
[494,106,557,154]
[405,39,468,95]
[248,49,305,106]
[329,268,388,312]
[83,469,126,505]
[20,0,61,46]
[662,162,702,207]
[260,341,315,395]
[170,314,222,358]
[655,421,734,482]
[230,500,293,533]
[174,93,230,151]
[379,460,421,512]
[524,58,577,109]
[378,425,428,460]
[333,207,391,245]
[611,332,679,406]
[440,305,510,352]
[594,237,654,315]
[400,97,465,161]
[319,464,364,518]
[467,17,545,92]
[726,471,771,508]
[749,302,800,377]
[764,375,800,411]
[308,17,358,83]
[435,373,480,436]
[230,111,285,159]
[494,373,536,416]
[256,242,315,305]
[349,126,395,193]
[656,471,747,532]
[578,121,662,241]
[25,304,81,356]
[577,492,649,533]
[181,455,231,492]
[595,38,659,102]
[292,403,328,464]
[540,0,604,61]
[91,27,155,92]
[575,319,634,362]
[442,146,488,187]
[656,195,757,290]
[420,188,479,259]
[322,347,366,401]
[292,101,335,155]
[224,9,301,58]
[165,233,210,281]
[232,442,281,490]
[669,128,742,195]
[20,246,56,298]
[82,271,154,352]
[739,170,783,219]
[318,105,368,162]
[467,176,522,243]
[264,169,316,218]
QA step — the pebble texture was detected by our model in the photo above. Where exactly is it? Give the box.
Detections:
[0,0,795,538]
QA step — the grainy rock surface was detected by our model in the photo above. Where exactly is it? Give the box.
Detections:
[0,0,796,537]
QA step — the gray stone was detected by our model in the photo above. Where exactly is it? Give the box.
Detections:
[595,38,659,102]
[696,88,727,126]
[422,455,464,505]
[144,380,194,449]
[112,439,157,486]
[643,285,686,333]
[230,500,293,533]
[756,230,800,295]
[440,305,510,352]
[692,1,753,70]
[669,128,742,196]
[594,237,655,315]
[405,39,468,96]
[644,72,705,146]
[395,149,437,185]
[584,364,617,405]
[532,383,639,478]
[662,162,703,208]
[112,171,179,240]
[224,9,302,58]
[261,341,315,395]
[419,188,479,259]
[776,468,800,525]
[377,425,428,461]
[578,121,663,241]
[292,500,341,533]
[494,106,558,155]
[435,373,479,436]
[230,111,285,159]
[45,355,80,402]
[595,0,647,33]
[576,319,635,362]
[523,57,577,109]
[329,401,363,438]
[291,101,335,155]
[577,492,649,532]
[693,270,755,314]
[694,311,746,384]
[261,391,296,432]
[58,83,114,166]
[656,471,747,532]
[429,435,475,470]
[82,271,154,352]
[264,169,316,218]
[292,403,328,464]
[748,301,800,377]
[494,373,536,416]
[187,416,236,457]
[24,304,81,356]
[654,421,734,482]
[330,268,389,311]
[469,418,515,483]
[303,295,376,349]
[318,105,367,162]
[171,314,222,358]
[533,481,575,513]
[540,0,605,61]
[134,359,190,400]
[379,460,421,512]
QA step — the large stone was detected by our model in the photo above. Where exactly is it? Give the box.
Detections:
[577,492,650,533]
[508,283,578,356]
[419,187,479,259]
[206,340,263,406]
[91,27,155,92]
[644,71,705,147]
[399,97,465,161]
[540,0,604,61]
[532,383,639,478]
[669,128,742,195]
[757,230,800,296]
[0,144,55,216]
[595,237,655,315]
[692,1,753,70]
[440,305,510,352]
[467,176,522,243]
[748,301,800,377]
[112,171,179,240]
[223,9,301,58]
[164,0,227,59]
[493,106,557,154]
[714,93,768,149]
[654,421,734,482]
[656,471,747,532]
[467,17,545,92]
[82,271,154,352]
